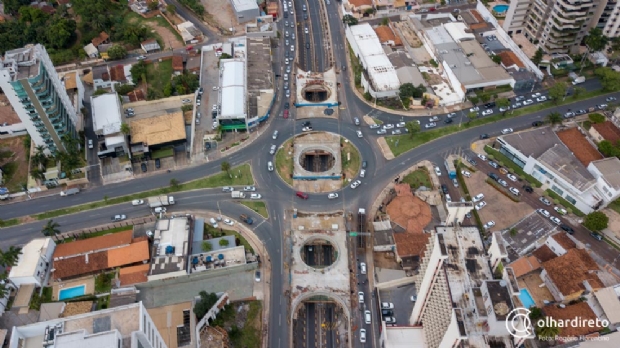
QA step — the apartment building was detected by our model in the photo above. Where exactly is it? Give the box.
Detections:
[0,44,78,155]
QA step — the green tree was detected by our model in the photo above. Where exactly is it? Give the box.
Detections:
[107,45,127,60]
[548,82,567,104]
[572,86,586,99]
[467,111,478,123]
[221,161,231,174]
[584,27,609,52]
[381,17,389,26]
[201,241,213,252]
[170,178,180,189]
[148,1,159,11]
[405,121,421,138]
[120,123,131,135]
[42,219,61,237]
[491,55,502,64]
[172,73,200,93]
[166,4,176,15]
[46,18,76,49]
[163,82,173,97]
[0,246,23,268]
[193,291,219,319]
[495,97,510,115]
[583,211,609,231]
[595,67,620,92]
[480,94,491,103]
[546,112,562,125]
[120,24,149,46]
[115,84,135,95]
[219,238,230,247]
[598,140,620,158]
[469,96,479,105]
[342,15,358,26]
[536,318,560,340]
[399,83,415,99]
[130,61,148,84]
[589,113,606,124]
[4,0,32,15]
[529,307,543,320]
[531,48,544,66]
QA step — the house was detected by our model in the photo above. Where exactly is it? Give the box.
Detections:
[141,39,161,53]
[83,43,99,58]
[373,25,403,47]
[507,255,541,278]
[127,89,146,102]
[8,238,56,288]
[177,21,202,44]
[172,55,184,75]
[109,64,127,84]
[542,302,605,338]
[544,233,576,257]
[540,248,604,302]
[343,0,374,17]
[497,51,525,71]
[587,157,620,204]
[592,285,620,326]
[91,92,129,158]
[91,65,111,90]
[589,121,620,144]
[91,31,110,49]
[556,128,603,167]
[186,54,201,74]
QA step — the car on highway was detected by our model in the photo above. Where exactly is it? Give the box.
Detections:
[383,123,395,129]
[598,104,608,110]
[267,161,274,171]
[536,96,547,102]
[283,110,289,119]
[537,209,550,218]
[564,111,575,118]
[470,106,479,112]
[447,112,457,118]
[285,89,291,98]
[136,55,147,60]
[296,191,309,200]
[360,169,366,178]
[444,118,453,124]
[132,199,144,206]
[302,4,307,11]
[549,216,561,225]
[350,180,361,189]
[473,193,484,202]
[475,201,487,210]
[381,302,394,309]
[358,292,364,304]
[250,193,262,199]
[488,161,499,169]
[539,197,552,206]
[362,161,368,169]
[484,221,495,229]
[429,116,440,122]
[112,214,127,222]
[328,193,339,199]
[244,186,256,192]
[396,122,406,128]
[482,109,493,116]
[425,122,437,128]
[360,262,367,274]
[284,58,289,65]
[222,186,234,192]
[356,130,363,138]
[391,129,402,135]
[290,45,294,51]
[88,139,94,149]
[360,329,366,343]
[370,124,381,129]
[304,27,309,34]
[606,96,617,102]
[523,99,534,105]
[365,310,372,324]
[461,170,471,178]
[560,224,574,234]
[507,174,517,182]
[302,126,312,132]
[509,187,519,196]
[377,129,387,135]
[501,128,514,134]
[554,206,568,215]
[434,166,442,176]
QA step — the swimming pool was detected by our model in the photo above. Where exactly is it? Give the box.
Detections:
[59,285,86,300]
[519,288,535,309]
[493,4,509,14]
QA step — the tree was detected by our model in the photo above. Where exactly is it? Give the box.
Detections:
[589,113,606,124]
[201,241,213,252]
[529,307,543,320]
[469,96,480,105]
[130,61,148,84]
[172,73,199,94]
[546,112,562,125]
[148,1,159,11]
[584,27,609,52]
[480,94,491,103]
[573,86,586,99]
[107,45,127,60]
[583,211,609,231]
[120,123,130,135]
[0,246,22,268]
[531,48,544,66]
[170,178,180,189]
[193,291,219,319]
[381,17,389,26]
[595,67,620,92]
[405,121,421,138]
[399,83,416,99]
[467,111,478,123]
[598,140,620,158]
[548,82,567,104]
[491,55,502,64]
[496,98,510,115]
[47,18,76,49]
[219,238,229,247]
[166,4,176,15]
[536,318,560,340]
[221,161,231,174]
[115,84,135,95]
[342,15,358,26]
[42,219,61,237]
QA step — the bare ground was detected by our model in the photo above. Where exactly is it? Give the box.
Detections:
[0,135,29,192]
[200,0,246,35]
[145,22,183,49]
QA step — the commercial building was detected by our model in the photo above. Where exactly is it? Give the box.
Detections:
[0,44,78,155]
[9,302,167,348]
[148,217,190,280]
[218,60,247,129]
[346,23,401,98]
[229,0,260,23]
[129,112,186,156]
[8,238,55,288]
[91,92,129,158]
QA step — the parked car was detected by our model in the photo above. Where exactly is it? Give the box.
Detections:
[554,206,568,215]
[467,157,477,166]
[360,329,366,343]
[484,221,495,229]
[591,232,603,241]
[370,124,381,129]
[381,302,395,309]
[482,109,493,116]
[489,161,499,169]
[444,118,453,124]
[155,158,160,169]
[425,122,437,128]
[434,166,442,176]
[489,172,499,181]
[441,184,449,194]
[429,116,440,122]
[250,193,262,199]
[391,130,401,135]
[497,179,508,187]
[384,317,396,324]
[507,174,518,182]
[473,193,484,202]
[470,106,480,112]
[523,99,534,105]
[382,124,395,129]
[549,216,561,225]
[447,112,456,118]
[536,96,547,102]
[478,154,487,161]
[509,187,520,196]
[501,128,513,135]
[560,224,574,234]
[522,185,534,193]
[350,180,362,189]
[244,186,256,192]
[479,134,489,139]
[360,262,367,274]
[452,178,459,188]
[461,170,471,178]
[224,219,234,226]
[475,201,487,210]
[328,193,339,199]
[396,122,406,128]
[537,209,550,218]
[539,197,552,206]
[377,129,387,135]
[141,163,147,172]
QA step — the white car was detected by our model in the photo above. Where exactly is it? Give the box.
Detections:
[447,112,457,118]
[482,109,493,116]
[267,161,274,171]
[360,262,367,274]
[360,329,366,343]
[131,199,144,206]
[350,180,362,189]
[507,174,517,182]
[290,45,294,52]
[554,206,568,215]
[304,27,309,34]
[136,55,147,60]
[473,193,485,202]
[477,154,487,161]
[284,58,289,65]
[385,317,396,324]
[360,169,366,178]
[182,99,191,104]
[497,179,508,187]
[461,170,471,178]
[434,166,442,176]
[523,99,534,105]
[224,219,234,226]
[250,193,262,199]
[536,96,547,102]
[377,129,387,135]
[302,126,313,132]
[269,144,277,155]
[383,124,395,129]
[369,124,381,129]
[549,216,561,225]
[328,193,339,199]
[470,106,480,112]
[484,221,496,229]
[212,86,218,90]
[509,187,520,196]
[391,130,402,135]
[539,197,552,206]
[243,186,256,192]
[396,122,406,128]
[537,209,550,218]
[532,92,541,98]
[358,292,365,304]
[501,128,514,135]
[112,214,127,221]
[499,106,511,112]
[356,130,363,138]
[429,116,439,122]
[475,201,487,210]
[425,122,437,128]
[381,302,394,309]
[88,139,94,149]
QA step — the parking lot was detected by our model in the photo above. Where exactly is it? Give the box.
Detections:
[194,49,222,156]
[122,96,190,121]
[378,283,416,326]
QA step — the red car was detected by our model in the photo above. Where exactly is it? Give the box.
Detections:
[186,45,194,51]
[283,110,289,119]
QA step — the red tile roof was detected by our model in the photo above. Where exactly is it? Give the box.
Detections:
[348,0,373,7]
[119,264,150,286]
[53,230,133,258]
[92,32,110,47]
[508,256,541,278]
[557,128,603,166]
[551,233,576,251]
[109,65,126,82]
[107,240,150,268]
[53,251,109,280]
[542,302,604,337]
[172,55,184,71]
[128,89,146,102]
[374,26,403,46]
[533,245,557,263]
[497,51,525,68]
[542,249,604,296]
[592,121,620,144]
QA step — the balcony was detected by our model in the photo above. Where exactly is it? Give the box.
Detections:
[29,114,40,122]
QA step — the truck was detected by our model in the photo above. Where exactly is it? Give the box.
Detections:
[239,214,254,225]
[60,187,80,196]
[444,158,457,180]
[231,191,246,199]
[147,195,174,208]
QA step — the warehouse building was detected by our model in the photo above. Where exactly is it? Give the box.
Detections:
[230,0,260,23]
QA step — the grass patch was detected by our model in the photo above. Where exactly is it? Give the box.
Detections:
[545,189,585,217]
[347,42,363,88]
[94,272,114,294]
[212,301,262,347]
[275,139,294,186]
[341,138,361,182]
[372,117,383,125]
[0,219,20,228]
[402,168,432,190]
[42,287,53,303]
[484,146,542,188]
[62,225,133,242]
[609,198,620,215]
[239,201,268,218]
[387,89,612,157]
[146,60,173,97]
[205,224,254,253]
[151,147,174,159]
[30,287,53,310]
[33,164,254,221]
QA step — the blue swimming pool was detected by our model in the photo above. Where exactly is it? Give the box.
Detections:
[519,288,535,309]
[493,4,509,13]
[59,285,86,300]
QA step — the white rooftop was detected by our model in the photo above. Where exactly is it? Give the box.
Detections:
[91,93,122,135]
[155,218,190,257]
[220,60,246,118]
[384,327,427,348]
[348,23,400,92]
[443,22,476,42]
[8,238,53,279]
[231,0,259,12]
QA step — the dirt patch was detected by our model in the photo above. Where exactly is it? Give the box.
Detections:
[518,272,555,307]
[144,22,183,49]
[464,171,534,230]
[373,252,400,269]
[0,135,29,192]
[200,0,245,35]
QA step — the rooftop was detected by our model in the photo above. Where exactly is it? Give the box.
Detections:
[551,232,576,251]
[556,128,603,166]
[118,263,150,286]
[537,144,596,191]
[109,65,126,82]
[1,45,44,81]
[220,59,246,118]
[247,37,273,117]
[507,255,541,278]
[63,72,78,90]
[500,126,560,159]
[172,55,183,71]
[497,51,525,69]
[53,230,133,258]
[592,121,620,143]
[590,157,620,190]
[374,25,403,46]
[141,39,161,51]
[593,286,620,324]
[457,40,512,84]
[347,0,373,7]
[500,212,555,256]
[91,31,110,47]
[9,238,54,279]
[542,248,604,296]
[533,245,558,263]
[149,218,190,276]
[542,302,604,337]
[130,111,186,146]
[486,280,515,321]
[92,65,110,81]
[230,0,258,12]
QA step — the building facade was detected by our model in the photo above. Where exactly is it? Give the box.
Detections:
[0,44,78,154]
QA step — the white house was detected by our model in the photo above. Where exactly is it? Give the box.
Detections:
[83,43,99,58]
[8,238,56,288]
[587,157,620,208]
[91,93,129,158]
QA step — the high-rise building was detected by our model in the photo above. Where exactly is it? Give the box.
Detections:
[0,44,78,155]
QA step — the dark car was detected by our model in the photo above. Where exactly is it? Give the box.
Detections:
[559,224,574,234]
[489,172,499,181]
[441,184,449,194]
[381,309,394,317]
[306,43,310,49]
[362,161,368,169]
[284,102,290,109]
[155,158,161,169]
[532,121,544,127]
[479,134,489,139]
[484,102,496,109]
[301,121,311,127]
[467,157,477,166]
[444,118,453,124]
[141,163,147,172]
[590,232,603,241]
[303,13,308,20]
[522,185,533,193]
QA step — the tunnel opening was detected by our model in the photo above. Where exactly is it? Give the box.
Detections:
[301,84,330,103]
[300,150,335,173]
[301,238,337,268]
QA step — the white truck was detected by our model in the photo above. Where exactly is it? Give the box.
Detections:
[147,195,174,208]
[231,191,246,199]
[60,188,80,196]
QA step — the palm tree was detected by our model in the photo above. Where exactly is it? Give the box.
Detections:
[221,161,231,174]
[536,319,560,340]
[120,123,131,135]
[0,246,22,268]
[546,112,563,125]
[41,220,61,238]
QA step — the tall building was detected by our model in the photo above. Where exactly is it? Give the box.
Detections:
[0,44,78,155]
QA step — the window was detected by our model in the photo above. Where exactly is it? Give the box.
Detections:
[552,185,564,196]
[565,195,576,205]
[487,305,493,316]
